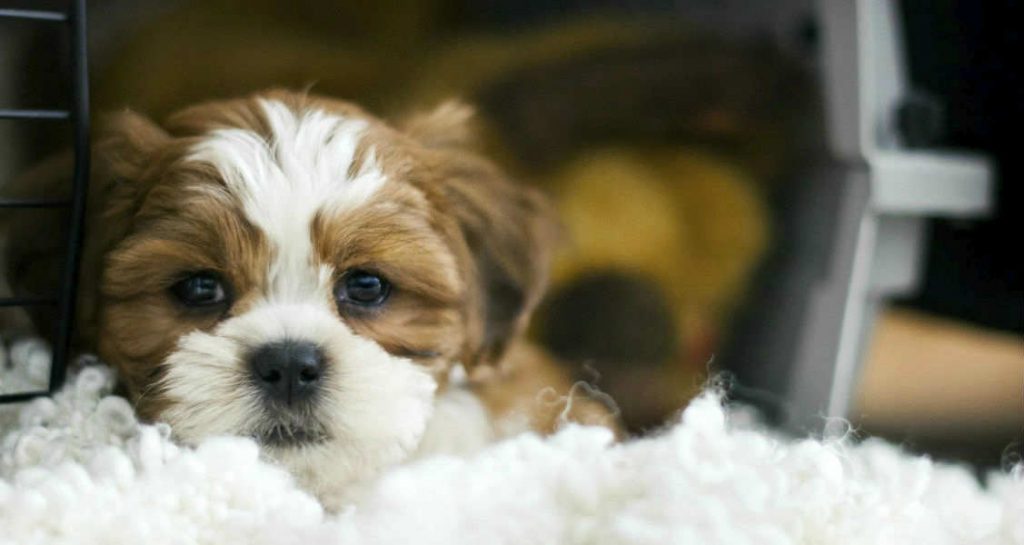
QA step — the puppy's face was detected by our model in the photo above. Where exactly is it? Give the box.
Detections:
[88,91,553,498]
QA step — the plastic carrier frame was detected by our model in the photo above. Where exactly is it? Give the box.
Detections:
[0,0,90,403]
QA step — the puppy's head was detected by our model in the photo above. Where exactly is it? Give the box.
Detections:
[89,90,555,498]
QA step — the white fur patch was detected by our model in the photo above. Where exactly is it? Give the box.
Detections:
[158,304,437,505]
[415,368,495,458]
[171,100,445,505]
[187,99,386,304]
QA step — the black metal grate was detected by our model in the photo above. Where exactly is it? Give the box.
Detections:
[0,0,90,403]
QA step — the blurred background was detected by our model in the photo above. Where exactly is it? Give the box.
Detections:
[1,0,1020,470]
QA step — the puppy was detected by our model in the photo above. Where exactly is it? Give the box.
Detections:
[4,90,614,508]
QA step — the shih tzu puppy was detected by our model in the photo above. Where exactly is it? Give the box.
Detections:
[4,90,614,508]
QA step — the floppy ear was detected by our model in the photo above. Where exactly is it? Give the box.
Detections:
[77,110,171,341]
[450,170,558,367]
[405,102,559,367]
[93,110,172,225]
[2,110,170,347]
[400,100,477,150]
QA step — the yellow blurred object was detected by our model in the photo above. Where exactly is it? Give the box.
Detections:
[534,147,769,429]
[548,148,769,320]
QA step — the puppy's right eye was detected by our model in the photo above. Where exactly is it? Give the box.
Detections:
[170,271,230,308]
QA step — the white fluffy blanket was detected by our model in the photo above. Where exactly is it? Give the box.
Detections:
[1,352,1022,545]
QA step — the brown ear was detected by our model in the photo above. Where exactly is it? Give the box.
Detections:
[1,111,167,347]
[72,111,171,340]
[89,110,173,247]
[95,109,171,200]
[11,111,171,347]
[403,101,557,366]
[442,159,558,367]
[400,101,478,150]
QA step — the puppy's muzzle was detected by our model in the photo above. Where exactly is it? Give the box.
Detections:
[249,340,325,406]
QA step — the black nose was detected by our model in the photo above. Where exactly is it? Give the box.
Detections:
[249,341,325,405]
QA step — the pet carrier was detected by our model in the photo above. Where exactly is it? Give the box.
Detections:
[0,0,89,402]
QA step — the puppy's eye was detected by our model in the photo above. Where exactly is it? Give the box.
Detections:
[336,270,390,307]
[170,271,230,308]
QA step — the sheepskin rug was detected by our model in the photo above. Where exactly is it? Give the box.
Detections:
[1,347,1022,545]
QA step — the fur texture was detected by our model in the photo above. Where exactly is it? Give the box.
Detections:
[3,90,613,504]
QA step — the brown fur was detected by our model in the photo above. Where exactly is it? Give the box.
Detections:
[471,341,620,434]
[7,89,617,438]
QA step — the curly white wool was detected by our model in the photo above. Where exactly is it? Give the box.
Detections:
[0,338,52,396]
[1,353,1022,545]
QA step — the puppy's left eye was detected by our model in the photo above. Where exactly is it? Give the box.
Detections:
[336,270,390,307]
[170,271,230,308]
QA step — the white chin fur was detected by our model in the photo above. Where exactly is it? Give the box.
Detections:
[157,303,438,506]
